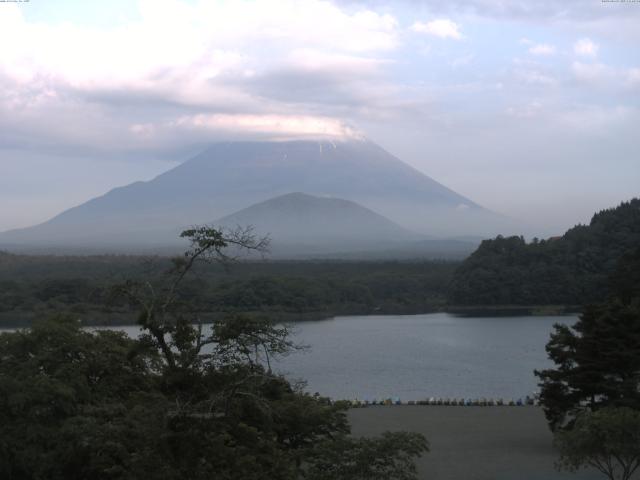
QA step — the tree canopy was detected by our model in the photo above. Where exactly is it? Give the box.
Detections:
[535,300,640,430]
[555,407,640,480]
[0,226,428,480]
[449,199,640,306]
[535,247,640,431]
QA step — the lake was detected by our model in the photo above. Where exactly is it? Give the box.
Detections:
[103,313,577,401]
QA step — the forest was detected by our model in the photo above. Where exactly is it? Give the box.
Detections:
[0,254,456,327]
[449,199,640,306]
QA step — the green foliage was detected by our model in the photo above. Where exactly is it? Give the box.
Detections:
[536,300,640,430]
[555,407,640,480]
[303,431,428,480]
[536,247,640,431]
[0,310,428,480]
[610,247,640,305]
[535,244,640,479]
[0,226,429,479]
[0,316,167,480]
[450,199,640,305]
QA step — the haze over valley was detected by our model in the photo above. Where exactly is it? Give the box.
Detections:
[0,138,507,257]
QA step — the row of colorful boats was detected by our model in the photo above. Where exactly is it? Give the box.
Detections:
[345,396,538,407]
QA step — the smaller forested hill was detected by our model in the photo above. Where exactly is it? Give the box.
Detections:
[449,199,640,306]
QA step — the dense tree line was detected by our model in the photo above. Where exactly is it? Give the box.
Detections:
[449,199,640,306]
[0,255,456,327]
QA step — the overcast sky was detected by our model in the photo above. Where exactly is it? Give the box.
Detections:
[1,0,638,235]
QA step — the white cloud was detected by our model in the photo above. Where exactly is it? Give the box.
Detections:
[172,114,362,140]
[411,19,462,40]
[450,54,474,68]
[571,61,640,90]
[506,101,543,118]
[517,70,556,86]
[130,123,155,138]
[511,59,557,86]
[573,38,599,57]
[627,68,640,87]
[528,44,556,56]
[286,49,387,74]
[0,1,399,87]
[0,0,399,148]
[556,105,634,132]
[571,61,614,84]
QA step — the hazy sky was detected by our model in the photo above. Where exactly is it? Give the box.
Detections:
[1,0,638,235]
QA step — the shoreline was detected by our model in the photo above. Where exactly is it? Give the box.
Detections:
[0,306,580,329]
[445,304,581,317]
[345,398,538,407]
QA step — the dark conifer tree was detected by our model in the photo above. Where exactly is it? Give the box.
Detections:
[536,248,640,430]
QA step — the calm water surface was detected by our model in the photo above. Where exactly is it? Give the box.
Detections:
[276,313,576,400]
[102,313,576,400]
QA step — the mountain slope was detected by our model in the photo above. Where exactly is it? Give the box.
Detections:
[215,192,420,254]
[0,138,511,248]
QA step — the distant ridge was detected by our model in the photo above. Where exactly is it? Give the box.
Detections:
[0,138,513,251]
[215,192,420,255]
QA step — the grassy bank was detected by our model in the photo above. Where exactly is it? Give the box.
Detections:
[349,406,600,480]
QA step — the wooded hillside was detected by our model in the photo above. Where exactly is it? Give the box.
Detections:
[449,199,640,306]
